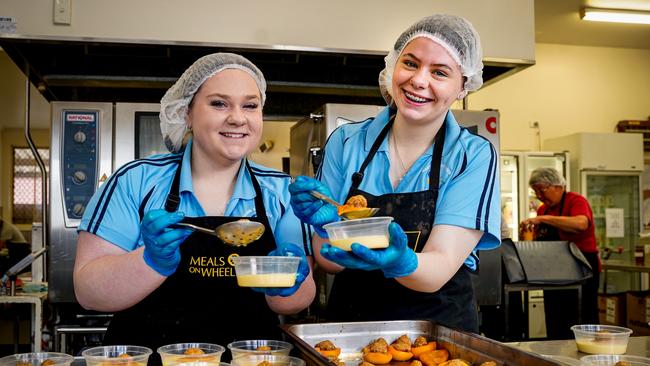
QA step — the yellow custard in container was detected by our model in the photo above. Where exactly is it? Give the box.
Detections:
[157,344,225,366]
[575,340,628,354]
[571,325,632,355]
[82,346,153,366]
[0,353,74,366]
[323,217,393,251]
[236,273,297,287]
[329,235,390,251]
[232,256,300,288]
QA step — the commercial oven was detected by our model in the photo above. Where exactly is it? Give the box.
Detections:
[49,101,164,303]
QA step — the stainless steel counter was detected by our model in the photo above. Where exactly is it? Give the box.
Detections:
[507,336,650,359]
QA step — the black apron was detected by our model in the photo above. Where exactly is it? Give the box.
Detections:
[534,191,566,241]
[327,115,479,332]
[103,160,280,365]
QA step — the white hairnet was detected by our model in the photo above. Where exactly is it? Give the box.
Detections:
[160,52,267,153]
[379,14,484,105]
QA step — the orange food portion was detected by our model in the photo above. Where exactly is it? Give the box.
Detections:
[411,343,436,359]
[41,360,56,366]
[363,352,392,365]
[337,195,368,215]
[315,347,341,359]
[438,359,470,366]
[117,355,131,359]
[419,349,449,366]
[256,346,272,351]
[388,345,413,361]
[183,348,205,355]
[314,340,342,360]
[478,362,497,366]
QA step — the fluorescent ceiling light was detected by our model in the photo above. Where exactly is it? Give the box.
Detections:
[581,7,650,25]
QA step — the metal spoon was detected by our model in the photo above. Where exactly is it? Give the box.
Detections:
[174,219,265,247]
[309,191,379,220]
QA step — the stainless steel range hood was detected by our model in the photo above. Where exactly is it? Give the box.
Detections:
[0,34,532,117]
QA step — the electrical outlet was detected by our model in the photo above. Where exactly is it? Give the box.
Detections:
[53,0,71,25]
[529,121,539,128]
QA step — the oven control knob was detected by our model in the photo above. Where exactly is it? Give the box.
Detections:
[72,203,85,216]
[72,171,87,184]
[73,131,87,144]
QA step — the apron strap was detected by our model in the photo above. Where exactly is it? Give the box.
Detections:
[351,115,394,189]
[164,161,183,212]
[163,158,270,222]
[245,160,270,219]
[350,113,447,200]
[428,123,446,203]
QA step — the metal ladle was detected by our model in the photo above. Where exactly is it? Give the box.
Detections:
[309,191,379,220]
[174,219,265,247]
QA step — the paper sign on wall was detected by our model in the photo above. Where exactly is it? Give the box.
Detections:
[0,17,17,34]
[605,208,625,238]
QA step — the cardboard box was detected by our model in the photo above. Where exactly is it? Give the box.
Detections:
[626,291,650,336]
[598,293,626,326]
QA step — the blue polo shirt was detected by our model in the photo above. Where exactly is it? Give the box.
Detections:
[317,106,500,269]
[79,139,310,254]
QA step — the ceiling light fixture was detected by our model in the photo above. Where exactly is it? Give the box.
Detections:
[581,7,650,25]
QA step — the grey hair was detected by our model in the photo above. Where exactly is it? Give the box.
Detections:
[529,167,566,187]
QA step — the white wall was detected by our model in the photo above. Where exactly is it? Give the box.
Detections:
[249,121,296,172]
[0,0,535,62]
[0,53,50,130]
[0,52,50,213]
[469,43,650,151]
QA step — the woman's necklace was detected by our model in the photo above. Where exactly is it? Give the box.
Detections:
[391,131,408,181]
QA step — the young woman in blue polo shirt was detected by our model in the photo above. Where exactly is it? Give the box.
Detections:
[73,53,314,361]
[290,15,500,332]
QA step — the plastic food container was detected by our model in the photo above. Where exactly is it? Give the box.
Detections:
[540,355,582,366]
[581,355,650,366]
[82,346,152,366]
[230,355,305,366]
[0,353,74,366]
[228,340,293,360]
[232,256,300,288]
[158,343,225,366]
[323,217,393,251]
[570,324,632,355]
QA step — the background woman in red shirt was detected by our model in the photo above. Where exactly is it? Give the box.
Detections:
[523,167,600,339]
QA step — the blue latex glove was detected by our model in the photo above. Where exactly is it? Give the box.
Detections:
[321,222,418,278]
[289,176,340,238]
[141,209,192,276]
[252,243,310,297]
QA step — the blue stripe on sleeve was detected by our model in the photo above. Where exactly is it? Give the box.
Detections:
[483,144,497,232]
[88,156,181,234]
[475,144,496,231]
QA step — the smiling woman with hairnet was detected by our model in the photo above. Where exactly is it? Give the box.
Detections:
[73,53,315,362]
[289,15,500,332]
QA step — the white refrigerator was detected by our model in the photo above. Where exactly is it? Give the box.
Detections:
[500,151,570,241]
[545,132,644,292]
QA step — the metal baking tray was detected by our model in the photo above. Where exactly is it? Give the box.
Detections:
[281,320,560,366]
